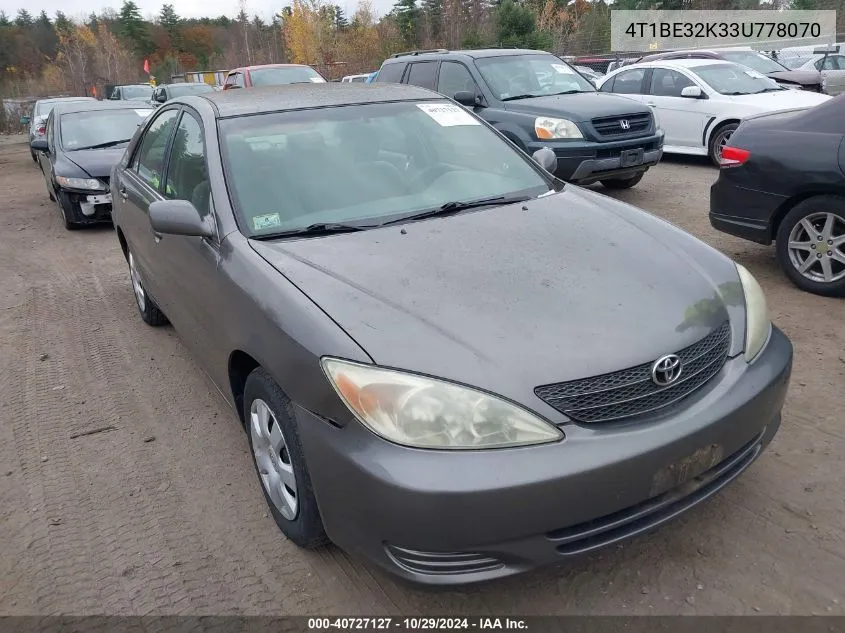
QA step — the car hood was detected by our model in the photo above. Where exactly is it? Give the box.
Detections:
[249,187,746,407]
[65,147,127,178]
[502,91,651,121]
[722,89,831,110]
[767,69,820,85]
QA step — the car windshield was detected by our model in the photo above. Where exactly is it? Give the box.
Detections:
[718,51,787,73]
[249,66,326,86]
[691,63,784,94]
[122,85,154,99]
[780,56,811,69]
[60,108,152,150]
[167,83,215,97]
[475,54,596,100]
[219,100,551,237]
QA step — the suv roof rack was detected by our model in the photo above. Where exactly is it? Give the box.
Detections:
[390,49,449,58]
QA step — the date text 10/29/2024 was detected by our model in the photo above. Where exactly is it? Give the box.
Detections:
[308,618,528,630]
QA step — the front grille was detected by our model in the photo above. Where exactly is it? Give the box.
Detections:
[546,430,763,556]
[535,321,731,424]
[385,545,503,576]
[592,113,651,137]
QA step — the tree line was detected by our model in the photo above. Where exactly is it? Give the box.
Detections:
[1,0,842,105]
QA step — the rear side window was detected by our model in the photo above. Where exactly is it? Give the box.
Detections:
[406,62,438,90]
[377,62,407,83]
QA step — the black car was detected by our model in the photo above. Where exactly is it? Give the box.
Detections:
[710,96,845,297]
[32,100,154,229]
[150,82,216,107]
[375,49,664,189]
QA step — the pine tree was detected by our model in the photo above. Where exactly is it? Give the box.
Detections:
[119,0,154,57]
[334,5,349,29]
[54,11,72,34]
[0,12,10,27]
[34,10,58,59]
[392,0,420,46]
[15,9,34,28]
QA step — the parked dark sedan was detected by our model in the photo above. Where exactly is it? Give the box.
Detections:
[111,83,791,585]
[710,96,845,297]
[32,100,153,229]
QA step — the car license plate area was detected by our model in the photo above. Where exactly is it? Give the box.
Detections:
[620,148,644,168]
[650,443,724,498]
[86,193,112,205]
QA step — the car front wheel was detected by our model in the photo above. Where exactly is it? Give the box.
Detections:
[244,368,328,549]
[601,172,644,190]
[127,251,169,325]
[776,196,845,297]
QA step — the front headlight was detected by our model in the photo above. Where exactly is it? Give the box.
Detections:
[736,264,771,362]
[321,358,564,450]
[56,176,106,191]
[535,116,583,140]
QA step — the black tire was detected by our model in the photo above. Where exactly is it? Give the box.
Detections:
[127,250,169,326]
[601,172,644,190]
[775,196,845,297]
[31,151,37,163]
[55,190,81,230]
[243,368,328,549]
[48,190,55,202]
[708,122,738,167]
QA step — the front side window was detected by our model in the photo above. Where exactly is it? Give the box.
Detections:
[59,108,152,151]
[218,100,551,237]
[165,113,210,216]
[649,68,695,97]
[691,63,784,94]
[437,62,477,98]
[134,109,179,190]
[249,66,325,86]
[610,68,647,94]
[475,54,595,101]
[406,62,438,90]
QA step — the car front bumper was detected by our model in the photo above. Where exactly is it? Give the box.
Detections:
[59,188,114,224]
[297,326,792,586]
[710,177,786,245]
[525,132,664,184]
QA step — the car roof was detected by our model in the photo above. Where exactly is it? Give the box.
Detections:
[36,96,95,104]
[51,100,155,116]
[231,63,313,72]
[118,84,154,88]
[622,58,735,70]
[195,82,443,118]
[386,48,547,62]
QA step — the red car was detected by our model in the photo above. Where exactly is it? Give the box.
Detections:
[222,64,326,90]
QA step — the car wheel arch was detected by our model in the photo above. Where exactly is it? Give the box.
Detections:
[706,118,741,147]
[116,227,129,262]
[772,189,845,241]
[229,350,262,425]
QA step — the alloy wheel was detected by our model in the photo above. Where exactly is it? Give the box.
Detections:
[250,398,298,520]
[128,252,147,312]
[714,129,733,160]
[787,212,845,284]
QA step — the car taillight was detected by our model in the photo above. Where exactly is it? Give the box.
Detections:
[36,124,46,135]
[719,146,750,168]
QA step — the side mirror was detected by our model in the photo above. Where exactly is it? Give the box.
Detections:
[155,92,167,103]
[681,86,704,99]
[148,199,213,238]
[31,138,48,152]
[532,147,558,174]
[453,91,480,107]
[20,115,31,125]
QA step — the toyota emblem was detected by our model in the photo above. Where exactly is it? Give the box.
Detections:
[619,119,630,130]
[651,354,682,386]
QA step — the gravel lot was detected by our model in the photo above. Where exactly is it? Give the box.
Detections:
[0,133,843,616]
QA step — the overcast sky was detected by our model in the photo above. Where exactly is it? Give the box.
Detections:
[0,0,393,24]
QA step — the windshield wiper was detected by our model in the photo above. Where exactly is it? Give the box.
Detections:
[501,93,544,101]
[753,87,786,93]
[252,222,370,239]
[721,91,750,96]
[380,194,532,226]
[547,89,587,96]
[73,139,132,150]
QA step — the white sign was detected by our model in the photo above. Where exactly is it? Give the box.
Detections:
[416,103,481,127]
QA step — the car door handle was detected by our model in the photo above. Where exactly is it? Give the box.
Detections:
[119,186,128,200]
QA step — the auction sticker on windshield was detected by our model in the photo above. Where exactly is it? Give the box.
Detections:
[551,63,575,74]
[416,103,480,126]
[252,213,282,230]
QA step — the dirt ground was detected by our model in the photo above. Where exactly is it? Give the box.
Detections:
[0,134,843,616]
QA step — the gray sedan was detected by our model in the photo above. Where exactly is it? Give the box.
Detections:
[110,83,792,585]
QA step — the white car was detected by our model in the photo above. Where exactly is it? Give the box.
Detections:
[341,74,371,83]
[597,59,831,164]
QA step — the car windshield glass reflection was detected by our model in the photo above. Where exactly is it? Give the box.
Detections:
[249,67,326,86]
[122,85,154,99]
[168,84,216,97]
[61,109,151,151]
[692,63,784,94]
[719,51,786,74]
[780,56,810,69]
[219,101,551,237]
[475,54,596,100]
